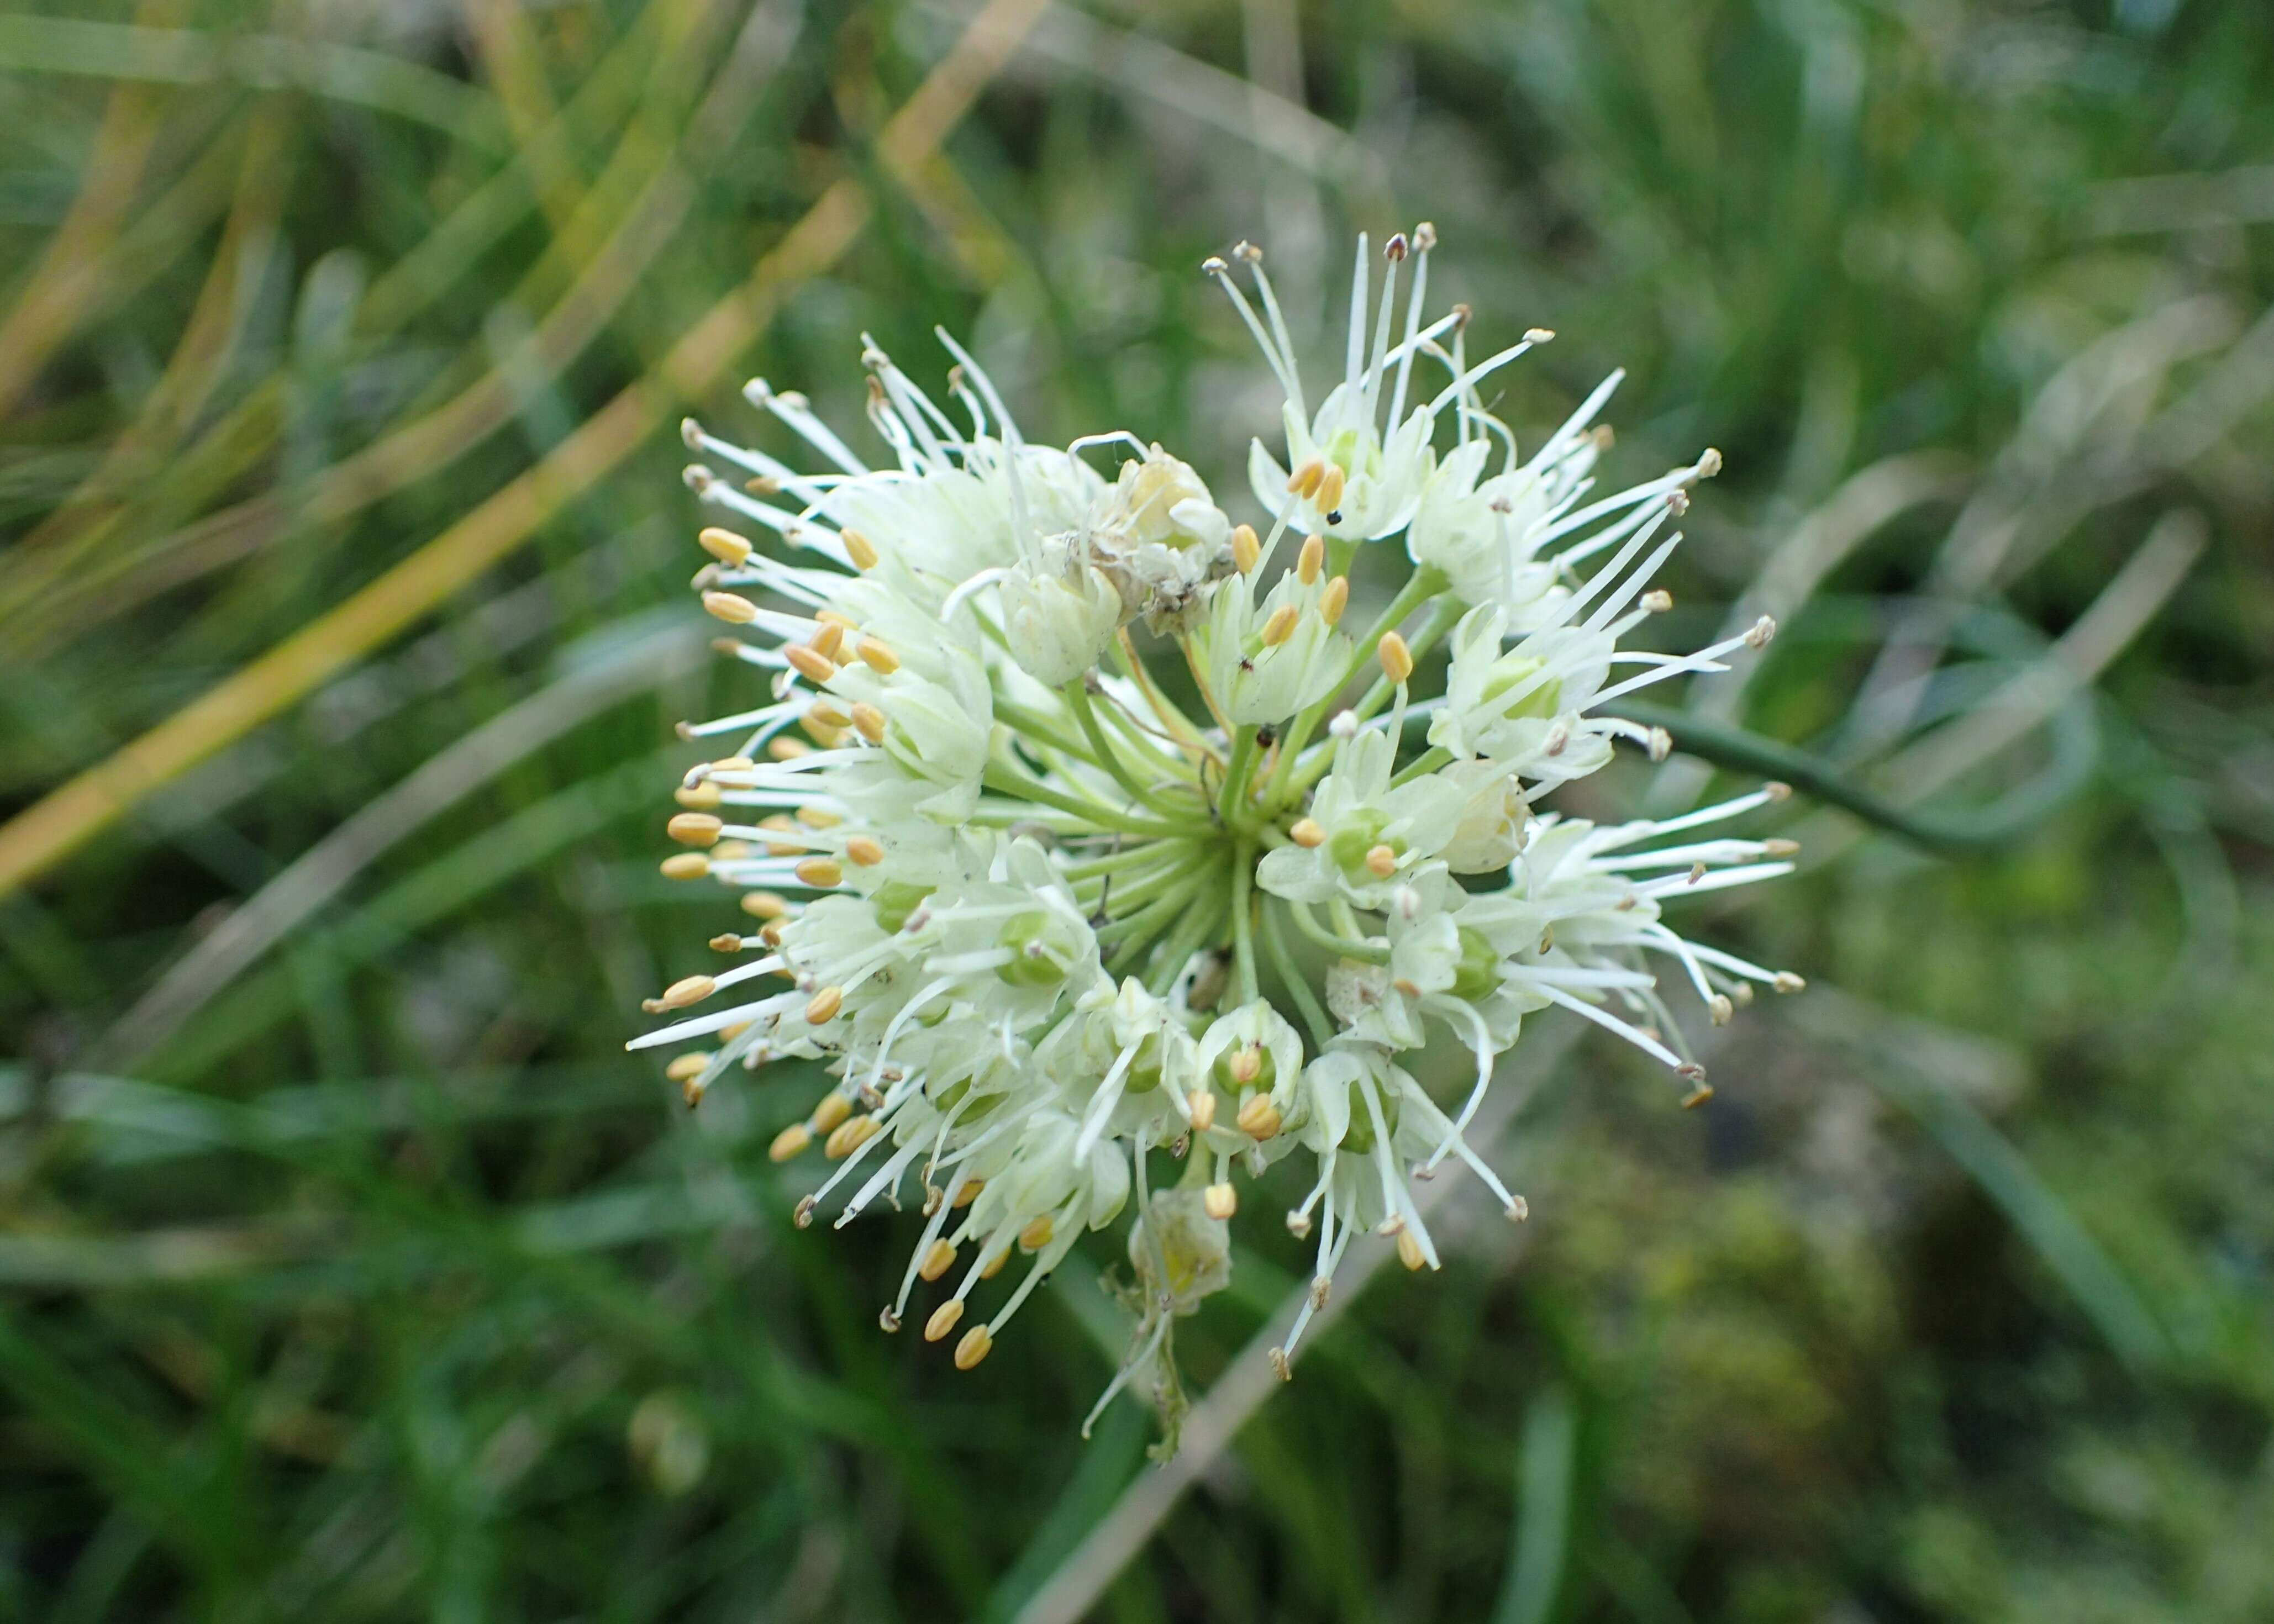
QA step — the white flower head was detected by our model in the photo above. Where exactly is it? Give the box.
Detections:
[636,226,1798,1427]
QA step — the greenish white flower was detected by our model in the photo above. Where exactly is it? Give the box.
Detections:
[1198,562,1353,725]
[634,227,1802,1434]
[998,547,1124,689]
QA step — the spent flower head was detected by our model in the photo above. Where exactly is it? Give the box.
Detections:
[636,226,1802,1443]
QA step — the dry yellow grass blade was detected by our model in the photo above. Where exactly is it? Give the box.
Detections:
[8,104,294,561]
[0,1,777,649]
[0,0,1052,900]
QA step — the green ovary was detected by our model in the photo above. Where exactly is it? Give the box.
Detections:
[997,910,1070,987]
[1212,1045,1276,1094]
[1328,809,1401,876]
[931,1077,1004,1119]
[871,880,933,934]
[1452,927,1502,1000]
[1482,654,1560,720]
[1124,1034,1165,1094]
[1340,1087,1402,1155]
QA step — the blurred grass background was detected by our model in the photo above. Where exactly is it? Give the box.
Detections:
[2,0,2271,1618]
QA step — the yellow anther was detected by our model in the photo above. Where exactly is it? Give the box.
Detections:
[710,839,752,861]
[675,781,723,810]
[1378,631,1414,684]
[808,620,845,662]
[1297,533,1325,583]
[918,1240,956,1282]
[665,1053,709,1082]
[1236,1095,1282,1141]
[807,700,850,729]
[794,857,843,888]
[954,1326,994,1370]
[857,639,901,674]
[1314,464,1346,514]
[1682,1083,1715,1110]
[759,815,800,857]
[823,1114,878,1158]
[697,526,752,566]
[840,528,879,570]
[661,853,710,880]
[1187,1088,1218,1132]
[666,813,722,847]
[660,975,715,1010]
[845,835,885,867]
[1228,1045,1262,1084]
[980,1247,1007,1278]
[794,806,840,829]
[702,591,759,624]
[739,889,788,919]
[810,1092,852,1134]
[1286,458,1326,499]
[1365,843,1398,878]
[681,1074,710,1109]
[924,1300,964,1342]
[709,933,744,952]
[768,1123,812,1162]
[710,755,756,773]
[1318,575,1349,626]
[953,1179,983,1209]
[768,736,810,760]
[718,1021,750,1040]
[1289,818,1325,848]
[1230,523,1261,573]
[1204,1182,1238,1220]
[785,644,835,685]
[1397,1228,1427,1271]
[804,985,844,1024]
[1260,605,1298,647]
[1018,1214,1055,1252]
[850,702,887,744]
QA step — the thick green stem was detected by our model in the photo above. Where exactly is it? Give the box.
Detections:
[981,762,1183,839]
[1506,699,2078,855]
[1289,898,1388,963]
[1388,745,1452,789]
[1064,681,1188,818]
[1144,883,1229,995]
[991,698,1090,760]
[1260,901,1336,1048]
[1060,842,1180,882]
[1109,627,1208,750]
[1100,868,1209,949]
[1217,725,1260,827]
[1229,841,1259,1006]
[1077,849,1204,915]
